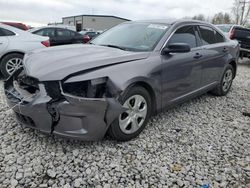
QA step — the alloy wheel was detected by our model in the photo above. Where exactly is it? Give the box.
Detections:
[222,69,233,92]
[6,58,23,75]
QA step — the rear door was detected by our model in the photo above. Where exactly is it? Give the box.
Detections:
[0,28,10,56]
[197,25,228,85]
[70,30,83,44]
[55,28,72,45]
[33,28,57,46]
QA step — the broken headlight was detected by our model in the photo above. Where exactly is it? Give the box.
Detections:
[61,77,108,98]
[44,81,62,99]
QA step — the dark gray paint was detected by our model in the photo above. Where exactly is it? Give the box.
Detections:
[5,20,239,140]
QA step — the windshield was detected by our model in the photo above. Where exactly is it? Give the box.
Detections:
[91,22,169,52]
[216,25,232,33]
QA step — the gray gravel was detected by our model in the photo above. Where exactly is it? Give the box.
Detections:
[0,61,250,188]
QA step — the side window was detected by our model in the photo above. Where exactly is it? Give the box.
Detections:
[0,28,5,36]
[34,28,55,38]
[34,29,44,36]
[168,26,197,48]
[199,26,215,45]
[214,31,225,43]
[0,28,15,36]
[199,26,224,45]
[57,29,71,37]
[70,31,77,37]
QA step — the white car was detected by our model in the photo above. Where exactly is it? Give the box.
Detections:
[0,24,50,78]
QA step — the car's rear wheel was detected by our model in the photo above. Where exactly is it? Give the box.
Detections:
[210,64,234,96]
[108,86,152,141]
[0,53,24,78]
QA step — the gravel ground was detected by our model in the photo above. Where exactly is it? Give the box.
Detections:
[0,61,250,188]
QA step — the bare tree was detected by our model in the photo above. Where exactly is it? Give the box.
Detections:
[232,0,250,25]
[224,13,232,24]
[212,12,232,24]
[192,14,206,21]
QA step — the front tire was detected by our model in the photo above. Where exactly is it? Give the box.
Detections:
[108,86,152,141]
[210,64,234,96]
[0,53,24,78]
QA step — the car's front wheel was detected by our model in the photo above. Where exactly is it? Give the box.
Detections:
[0,53,24,78]
[108,86,152,141]
[210,64,234,96]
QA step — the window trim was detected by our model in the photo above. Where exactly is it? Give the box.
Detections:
[197,25,226,46]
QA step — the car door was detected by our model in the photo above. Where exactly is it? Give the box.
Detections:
[55,28,72,45]
[44,28,57,46]
[0,28,10,56]
[70,30,83,44]
[197,25,228,85]
[161,25,204,107]
[33,28,57,46]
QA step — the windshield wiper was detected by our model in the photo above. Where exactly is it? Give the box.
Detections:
[100,44,127,51]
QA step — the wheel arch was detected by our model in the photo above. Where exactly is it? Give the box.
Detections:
[0,51,25,63]
[0,51,25,77]
[229,60,237,78]
[123,81,158,115]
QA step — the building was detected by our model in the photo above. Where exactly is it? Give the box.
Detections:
[62,15,130,31]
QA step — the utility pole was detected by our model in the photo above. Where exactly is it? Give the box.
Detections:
[240,0,246,24]
[239,0,250,25]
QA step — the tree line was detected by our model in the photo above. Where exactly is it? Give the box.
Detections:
[191,0,250,26]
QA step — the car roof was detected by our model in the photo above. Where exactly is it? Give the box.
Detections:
[130,19,208,25]
[0,23,25,34]
[30,26,75,32]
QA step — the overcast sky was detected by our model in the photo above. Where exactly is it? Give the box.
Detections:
[0,0,234,26]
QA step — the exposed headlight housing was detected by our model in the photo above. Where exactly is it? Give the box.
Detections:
[61,77,108,98]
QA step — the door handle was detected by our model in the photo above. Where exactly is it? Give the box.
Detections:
[193,53,202,59]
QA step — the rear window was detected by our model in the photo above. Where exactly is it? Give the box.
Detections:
[34,28,56,37]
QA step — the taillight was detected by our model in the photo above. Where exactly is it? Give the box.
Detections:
[83,35,90,43]
[41,40,50,47]
[229,28,235,40]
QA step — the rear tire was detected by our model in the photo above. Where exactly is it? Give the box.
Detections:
[108,86,152,141]
[210,64,234,96]
[0,53,24,78]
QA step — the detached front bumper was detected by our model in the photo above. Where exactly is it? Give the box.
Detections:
[4,74,124,141]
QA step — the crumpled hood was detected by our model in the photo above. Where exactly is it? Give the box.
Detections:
[23,44,150,81]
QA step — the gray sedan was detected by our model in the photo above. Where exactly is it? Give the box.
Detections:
[4,19,239,141]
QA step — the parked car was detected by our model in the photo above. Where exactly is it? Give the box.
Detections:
[228,26,250,59]
[47,24,76,31]
[4,20,239,141]
[216,24,250,58]
[1,22,29,31]
[0,24,49,78]
[215,24,243,37]
[30,27,84,46]
[79,31,100,43]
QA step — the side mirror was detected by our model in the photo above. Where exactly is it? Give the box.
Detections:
[161,43,191,55]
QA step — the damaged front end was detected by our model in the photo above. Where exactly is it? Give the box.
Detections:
[4,70,125,141]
